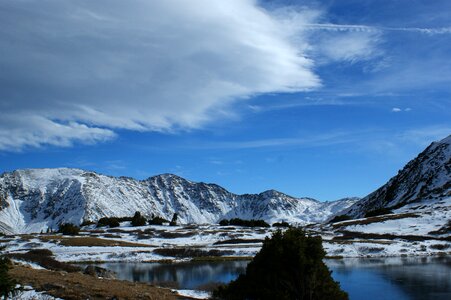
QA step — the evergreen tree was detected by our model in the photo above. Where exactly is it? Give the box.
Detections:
[214,228,348,300]
[131,211,147,227]
[169,213,178,226]
[0,257,17,299]
[58,223,80,235]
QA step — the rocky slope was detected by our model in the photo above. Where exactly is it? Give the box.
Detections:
[0,169,357,234]
[342,135,450,218]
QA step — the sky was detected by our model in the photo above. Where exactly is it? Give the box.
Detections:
[0,0,450,200]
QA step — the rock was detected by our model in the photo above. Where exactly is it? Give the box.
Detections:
[83,265,116,279]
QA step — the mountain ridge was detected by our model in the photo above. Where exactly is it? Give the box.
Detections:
[0,168,358,234]
[341,135,450,218]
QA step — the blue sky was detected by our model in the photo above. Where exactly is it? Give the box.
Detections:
[1,0,450,200]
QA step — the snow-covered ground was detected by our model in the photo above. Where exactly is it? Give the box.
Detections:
[7,285,61,300]
[1,211,449,264]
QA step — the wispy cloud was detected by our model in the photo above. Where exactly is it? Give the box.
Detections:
[304,23,451,35]
[398,126,451,146]
[192,131,372,150]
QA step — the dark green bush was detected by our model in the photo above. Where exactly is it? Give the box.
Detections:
[329,214,352,223]
[97,217,120,228]
[219,218,270,228]
[80,220,96,227]
[213,228,348,300]
[219,219,230,226]
[148,216,168,225]
[0,257,17,299]
[364,208,393,218]
[131,211,147,227]
[58,223,80,235]
[169,213,178,226]
[272,221,291,228]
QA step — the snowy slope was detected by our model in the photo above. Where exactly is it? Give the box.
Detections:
[0,169,357,233]
[342,135,451,218]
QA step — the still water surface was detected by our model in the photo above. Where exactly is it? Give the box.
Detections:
[96,256,450,299]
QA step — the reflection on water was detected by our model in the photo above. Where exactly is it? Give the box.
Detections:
[327,256,451,300]
[95,256,451,299]
[97,260,249,289]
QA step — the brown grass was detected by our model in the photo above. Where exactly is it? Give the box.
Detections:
[9,264,178,300]
[9,250,81,273]
[324,239,393,245]
[153,247,234,258]
[39,236,152,247]
[334,230,451,242]
[332,213,420,228]
[214,238,264,245]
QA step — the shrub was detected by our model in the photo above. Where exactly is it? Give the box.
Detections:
[58,223,80,235]
[0,257,17,299]
[219,218,270,228]
[272,221,291,228]
[213,228,348,300]
[131,211,147,227]
[329,214,351,223]
[97,217,120,228]
[148,216,168,225]
[169,213,178,226]
[364,208,393,218]
[80,220,95,227]
[219,219,230,226]
[430,244,450,250]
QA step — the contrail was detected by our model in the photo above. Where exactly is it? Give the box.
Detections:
[303,23,451,35]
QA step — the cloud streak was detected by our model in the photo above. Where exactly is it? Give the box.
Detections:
[304,23,451,35]
[0,0,321,150]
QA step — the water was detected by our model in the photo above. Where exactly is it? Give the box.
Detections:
[93,256,451,299]
[94,260,249,290]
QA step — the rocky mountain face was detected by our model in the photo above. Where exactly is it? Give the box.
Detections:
[343,135,451,218]
[0,169,357,234]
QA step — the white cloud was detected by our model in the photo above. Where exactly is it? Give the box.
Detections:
[0,115,116,151]
[0,0,323,150]
[314,31,382,63]
[391,107,413,113]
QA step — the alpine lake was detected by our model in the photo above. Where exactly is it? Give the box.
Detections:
[90,256,451,300]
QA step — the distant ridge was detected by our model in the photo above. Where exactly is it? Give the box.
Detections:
[0,168,357,234]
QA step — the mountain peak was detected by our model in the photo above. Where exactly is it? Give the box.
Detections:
[342,134,451,218]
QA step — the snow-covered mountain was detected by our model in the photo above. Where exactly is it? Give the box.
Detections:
[342,135,451,218]
[0,169,357,234]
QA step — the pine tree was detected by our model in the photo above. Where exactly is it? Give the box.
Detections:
[0,257,17,299]
[131,211,147,227]
[169,213,178,226]
[214,228,348,300]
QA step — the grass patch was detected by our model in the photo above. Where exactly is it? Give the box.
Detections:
[9,249,80,272]
[332,213,420,228]
[429,244,450,250]
[191,256,252,262]
[39,236,151,247]
[324,239,393,245]
[214,238,264,245]
[157,231,198,239]
[153,248,234,258]
[9,264,177,300]
[334,230,451,242]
